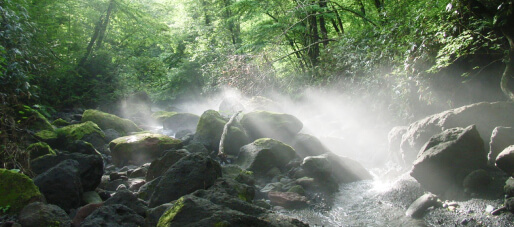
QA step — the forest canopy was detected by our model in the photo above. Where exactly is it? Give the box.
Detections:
[1,0,513,118]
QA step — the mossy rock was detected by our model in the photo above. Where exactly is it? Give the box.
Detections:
[157,197,184,227]
[17,106,53,131]
[52,118,70,127]
[240,111,303,143]
[287,185,306,196]
[58,121,105,141]
[109,133,182,166]
[27,142,56,160]
[81,109,142,135]
[236,138,297,176]
[192,110,227,150]
[0,169,44,215]
[162,113,200,133]
[151,111,178,124]
[34,130,59,145]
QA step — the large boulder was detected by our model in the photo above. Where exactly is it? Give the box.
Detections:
[496,145,514,176]
[149,153,222,207]
[236,138,297,176]
[192,110,227,150]
[291,133,329,159]
[18,202,71,227]
[240,111,303,143]
[26,142,56,160]
[58,121,107,149]
[34,159,83,211]
[162,112,200,133]
[146,149,189,181]
[104,189,148,217]
[80,204,145,227]
[109,133,182,167]
[410,125,488,196]
[0,169,44,215]
[301,153,372,185]
[82,109,142,135]
[31,141,104,191]
[387,126,408,165]
[489,127,514,165]
[400,102,514,166]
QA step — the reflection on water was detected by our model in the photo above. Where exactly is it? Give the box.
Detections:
[279,180,427,227]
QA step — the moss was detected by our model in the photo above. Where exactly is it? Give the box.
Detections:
[57,121,105,141]
[151,111,178,123]
[193,110,227,149]
[214,222,230,227]
[52,118,69,127]
[35,130,58,141]
[157,197,185,227]
[81,109,142,135]
[27,142,56,160]
[109,133,182,166]
[287,185,306,196]
[0,169,43,214]
[17,106,53,131]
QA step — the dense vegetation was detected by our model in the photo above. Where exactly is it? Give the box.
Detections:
[1,0,514,169]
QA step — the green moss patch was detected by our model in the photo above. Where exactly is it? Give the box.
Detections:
[52,118,69,127]
[27,142,56,160]
[16,106,53,131]
[109,133,182,166]
[58,121,105,141]
[82,109,142,135]
[157,197,185,227]
[151,111,178,123]
[0,169,43,214]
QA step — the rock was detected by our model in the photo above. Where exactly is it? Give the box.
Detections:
[26,142,56,160]
[222,122,250,156]
[83,191,103,204]
[52,118,70,127]
[192,110,227,150]
[388,126,408,165]
[149,153,222,207]
[183,142,208,154]
[400,102,514,166]
[174,129,192,139]
[103,179,129,192]
[0,169,44,215]
[496,145,514,176]
[58,121,107,150]
[34,159,83,211]
[104,128,121,141]
[506,197,514,213]
[151,111,177,124]
[34,129,59,146]
[236,138,297,176]
[146,149,189,181]
[302,153,372,184]
[410,125,488,195]
[405,193,440,218]
[240,111,303,143]
[72,203,103,227]
[162,112,200,133]
[80,204,145,227]
[505,177,514,198]
[489,127,514,165]
[19,202,71,227]
[82,109,142,135]
[145,203,173,227]
[129,164,150,178]
[109,133,182,167]
[104,189,148,217]
[268,191,308,209]
[31,146,104,192]
[287,185,306,196]
[137,177,161,201]
[18,105,53,131]
[462,169,492,194]
[301,154,332,179]
[222,164,255,186]
[291,133,329,159]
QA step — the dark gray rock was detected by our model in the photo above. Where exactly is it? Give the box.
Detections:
[462,169,492,194]
[236,138,297,176]
[291,133,329,159]
[34,159,83,211]
[505,177,514,198]
[104,128,121,142]
[400,102,514,166]
[240,111,303,143]
[32,145,104,192]
[410,125,488,196]
[104,189,148,217]
[149,153,222,207]
[145,149,189,181]
[137,177,161,201]
[192,110,227,151]
[80,204,145,227]
[496,145,514,176]
[405,193,440,218]
[19,202,71,227]
[163,113,200,133]
[489,127,514,165]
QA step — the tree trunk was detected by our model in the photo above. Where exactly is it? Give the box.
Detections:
[501,30,514,101]
[319,1,329,47]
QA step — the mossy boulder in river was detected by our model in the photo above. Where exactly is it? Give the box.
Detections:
[35,121,107,150]
[0,168,44,214]
[27,142,56,160]
[192,110,227,150]
[162,113,200,133]
[109,133,182,166]
[236,138,297,176]
[82,109,142,135]
[241,111,303,143]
